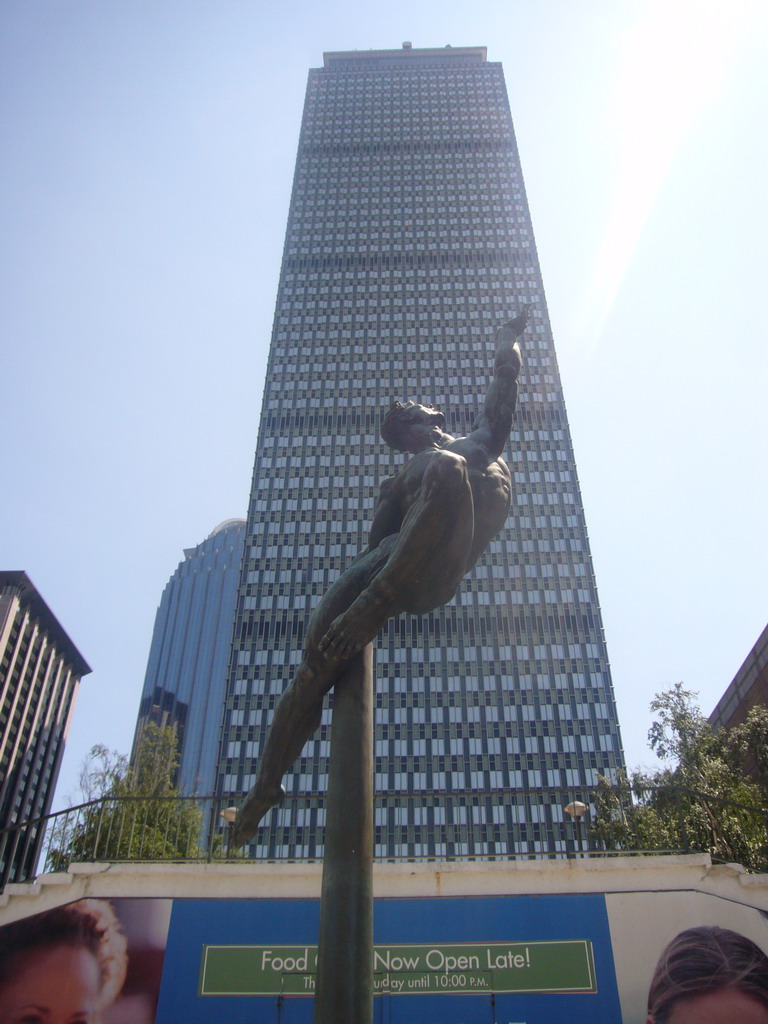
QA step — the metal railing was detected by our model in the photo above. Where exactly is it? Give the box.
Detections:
[0,794,225,889]
[1,785,766,890]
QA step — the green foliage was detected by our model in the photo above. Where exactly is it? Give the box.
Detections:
[591,686,768,872]
[647,683,711,764]
[727,704,768,798]
[47,724,203,869]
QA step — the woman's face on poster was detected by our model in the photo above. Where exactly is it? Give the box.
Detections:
[0,943,102,1024]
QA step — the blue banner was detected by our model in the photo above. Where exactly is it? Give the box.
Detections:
[156,893,621,1023]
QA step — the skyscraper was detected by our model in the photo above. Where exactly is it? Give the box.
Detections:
[133,519,246,797]
[218,44,624,859]
[0,571,90,884]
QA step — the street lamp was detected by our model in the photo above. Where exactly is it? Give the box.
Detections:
[564,800,588,857]
[220,806,239,857]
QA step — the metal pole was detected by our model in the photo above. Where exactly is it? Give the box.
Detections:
[314,643,374,1024]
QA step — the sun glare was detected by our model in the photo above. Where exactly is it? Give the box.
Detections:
[579,0,764,348]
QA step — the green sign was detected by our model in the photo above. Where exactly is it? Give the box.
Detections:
[200,940,596,997]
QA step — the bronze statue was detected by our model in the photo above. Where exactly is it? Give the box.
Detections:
[233,309,529,846]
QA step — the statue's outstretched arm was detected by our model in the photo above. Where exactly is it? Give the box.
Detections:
[470,307,528,458]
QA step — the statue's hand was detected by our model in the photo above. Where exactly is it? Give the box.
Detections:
[318,613,368,662]
[500,306,530,339]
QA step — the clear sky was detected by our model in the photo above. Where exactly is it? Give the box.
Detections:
[1,0,766,806]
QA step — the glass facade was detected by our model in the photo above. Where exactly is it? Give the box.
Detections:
[218,45,624,858]
[133,519,246,798]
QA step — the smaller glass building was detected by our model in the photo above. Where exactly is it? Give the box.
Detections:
[132,520,245,798]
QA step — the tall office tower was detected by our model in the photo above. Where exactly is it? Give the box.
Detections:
[0,571,90,884]
[218,45,624,859]
[132,519,246,798]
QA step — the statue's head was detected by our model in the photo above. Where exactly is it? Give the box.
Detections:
[380,402,447,453]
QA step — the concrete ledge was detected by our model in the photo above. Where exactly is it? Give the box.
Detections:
[2,854,767,925]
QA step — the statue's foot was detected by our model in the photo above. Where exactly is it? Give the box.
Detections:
[231,782,285,847]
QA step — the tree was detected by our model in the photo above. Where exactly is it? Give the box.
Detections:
[726,704,768,801]
[47,724,203,869]
[646,683,711,765]
[590,684,768,872]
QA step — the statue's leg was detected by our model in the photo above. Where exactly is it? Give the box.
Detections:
[319,451,475,662]
[232,545,391,846]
